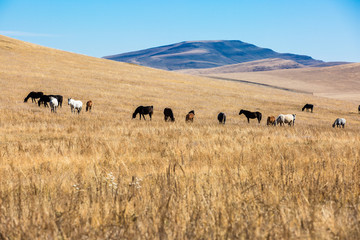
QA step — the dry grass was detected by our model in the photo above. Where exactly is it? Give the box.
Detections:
[1,35,360,239]
[197,63,360,101]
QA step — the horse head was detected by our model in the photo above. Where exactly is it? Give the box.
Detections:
[68,98,72,105]
[239,110,244,115]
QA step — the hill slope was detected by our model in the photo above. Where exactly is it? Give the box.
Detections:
[203,63,360,101]
[1,35,360,239]
[178,58,305,74]
[103,40,325,70]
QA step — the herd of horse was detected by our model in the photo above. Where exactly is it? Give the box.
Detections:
[131,104,348,128]
[24,91,350,128]
[24,91,92,114]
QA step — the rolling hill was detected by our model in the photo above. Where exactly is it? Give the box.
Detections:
[103,40,328,71]
[200,63,360,101]
[1,35,360,239]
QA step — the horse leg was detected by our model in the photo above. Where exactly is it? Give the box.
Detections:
[247,118,250,123]
[150,113,152,121]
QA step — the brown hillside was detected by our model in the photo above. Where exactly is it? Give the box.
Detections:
[1,35,360,239]
[202,63,360,101]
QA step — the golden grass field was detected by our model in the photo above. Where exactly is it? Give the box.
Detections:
[197,63,360,102]
[1,35,360,239]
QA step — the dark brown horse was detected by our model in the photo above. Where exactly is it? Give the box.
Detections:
[186,110,195,122]
[239,109,262,123]
[217,112,226,124]
[132,106,153,120]
[302,104,313,113]
[24,91,43,103]
[163,108,175,122]
[86,101,93,112]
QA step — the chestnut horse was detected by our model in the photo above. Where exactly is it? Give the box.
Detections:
[86,101,93,112]
[186,110,195,122]
[267,116,276,126]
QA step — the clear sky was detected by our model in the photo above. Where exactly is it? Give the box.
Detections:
[0,0,359,62]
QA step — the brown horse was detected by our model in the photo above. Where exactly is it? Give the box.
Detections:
[267,116,276,126]
[86,100,93,112]
[186,110,195,122]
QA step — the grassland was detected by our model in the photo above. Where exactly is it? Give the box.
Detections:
[1,35,360,239]
[198,62,360,102]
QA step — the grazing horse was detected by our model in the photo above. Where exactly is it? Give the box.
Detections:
[49,97,58,113]
[275,114,296,126]
[38,95,63,108]
[302,104,313,113]
[332,118,346,128]
[267,116,276,126]
[86,101,93,112]
[38,95,51,107]
[217,112,226,124]
[239,109,262,123]
[186,110,195,122]
[51,95,63,108]
[163,108,175,122]
[68,98,83,114]
[132,106,153,120]
[24,91,43,103]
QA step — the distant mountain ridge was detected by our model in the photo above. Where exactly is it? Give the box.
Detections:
[103,40,331,71]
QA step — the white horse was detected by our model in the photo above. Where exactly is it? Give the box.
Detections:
[275,114,296,126]
[332,118,346,128]
[68,98,83,114]
[49,97,58,113]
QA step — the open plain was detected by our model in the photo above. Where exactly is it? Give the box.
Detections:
[1,35,360,239]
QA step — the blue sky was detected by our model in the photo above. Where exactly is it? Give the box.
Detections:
[0,0,359,62]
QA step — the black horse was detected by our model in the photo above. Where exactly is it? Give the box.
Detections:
[24,91,43,103]
[302,104,313,113]
[132,106,153,120]
[38,95,51,107]
[358,105,360,113]
[38,95,63,108]
[239,109,262,123]
[163,108,175,122]
[217,112,226,124]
